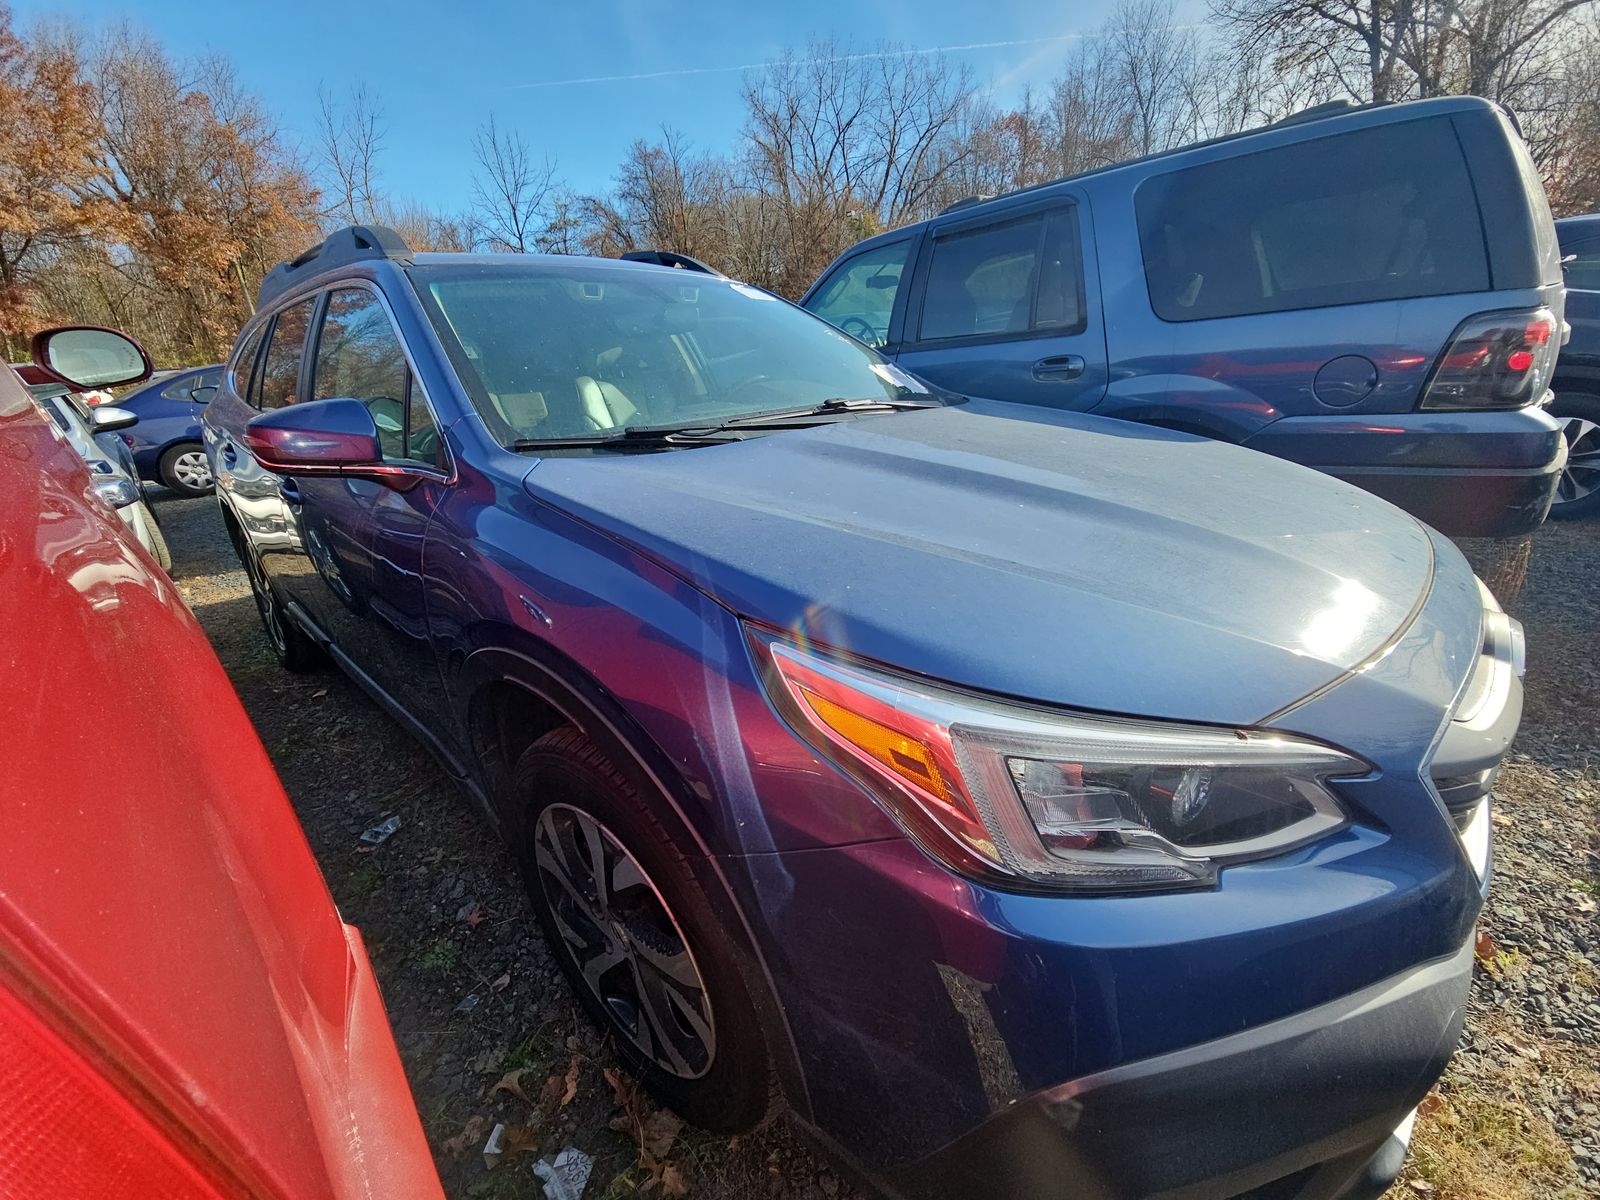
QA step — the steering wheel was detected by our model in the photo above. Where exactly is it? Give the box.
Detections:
[838,316,879,344]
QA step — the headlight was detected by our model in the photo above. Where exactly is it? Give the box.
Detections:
[754,635,1367,893]
[90,478,141,510]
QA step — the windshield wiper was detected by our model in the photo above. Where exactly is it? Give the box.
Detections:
[510,396,945,452]
[511,425,741,452]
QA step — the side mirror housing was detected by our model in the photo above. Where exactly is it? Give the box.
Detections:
[245,397,383,471]
[31,327,152,390]
[91,406,139,433]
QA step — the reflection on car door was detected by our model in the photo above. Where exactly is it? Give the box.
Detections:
[893,198,1109,411]
[304,285,452,727]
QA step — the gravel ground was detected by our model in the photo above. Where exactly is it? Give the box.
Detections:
[155,488,1599,1200]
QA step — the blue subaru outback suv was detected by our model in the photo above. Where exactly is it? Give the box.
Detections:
[205,226,1520,1200]
[803,96,1566,538]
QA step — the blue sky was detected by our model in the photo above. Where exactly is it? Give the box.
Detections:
[16,0,1186,212]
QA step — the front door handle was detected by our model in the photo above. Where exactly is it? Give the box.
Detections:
[1032,354,1086,382]
[221,441,237,467]
[279,478,302,509]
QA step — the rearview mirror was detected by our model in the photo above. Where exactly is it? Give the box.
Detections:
[31,327,152,390]
[91,406,139,433]
[865,274,900,290]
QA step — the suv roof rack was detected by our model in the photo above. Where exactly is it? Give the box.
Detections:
[938,194,995,216]
[258,225,413,308]
[619,250,726,277]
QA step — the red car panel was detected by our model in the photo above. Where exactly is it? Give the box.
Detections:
[0,364,441,1198]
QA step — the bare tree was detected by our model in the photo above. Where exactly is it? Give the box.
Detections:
[315,83,384,226]
[470,115,557,252]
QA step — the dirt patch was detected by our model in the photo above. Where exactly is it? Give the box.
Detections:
[155,491,1600,1198]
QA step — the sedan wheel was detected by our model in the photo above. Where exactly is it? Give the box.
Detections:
[534,803,716,1079]
[1550,395,1600,520]
[160,444,214,497]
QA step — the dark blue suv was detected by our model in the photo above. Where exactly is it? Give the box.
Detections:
[206,226,1519,1200]
[803,97,1566,538]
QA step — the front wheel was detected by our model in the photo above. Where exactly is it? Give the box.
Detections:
[510,727,778,1131]
[1550,393,1600,520]
[159,443,214,497]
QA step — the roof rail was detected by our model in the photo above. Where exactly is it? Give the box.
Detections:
[938,194,994,216]
[619,249,726,277]
[258,225,413,308]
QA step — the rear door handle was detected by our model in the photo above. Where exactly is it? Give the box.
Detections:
[221,441,237,467]
[1032,354,1086,382]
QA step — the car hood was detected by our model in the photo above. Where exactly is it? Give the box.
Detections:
[524,402,1436,723]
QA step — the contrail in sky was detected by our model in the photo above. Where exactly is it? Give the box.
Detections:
[511,33,1108,90]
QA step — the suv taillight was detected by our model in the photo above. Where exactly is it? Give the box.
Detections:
[0,985,228,1200]
[1419,307,1559,410]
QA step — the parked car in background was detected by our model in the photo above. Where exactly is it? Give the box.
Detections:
[206,225,1517,1200]
[18,364,172,571]
[115,364,223,496]
[1551,213,1600,518]
[802,96,1566,538]
[0,326,443,1200]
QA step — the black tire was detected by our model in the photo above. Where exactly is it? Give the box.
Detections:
[138,502,172,572]
[1550,392,1600,521]
[509,727,778,1132]
[237,530,322,672]
[158,442,214,497]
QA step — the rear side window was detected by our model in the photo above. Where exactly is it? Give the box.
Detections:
[256,298,315,410]
[918,208,1084,342]
[232,324,266,399]
[1560,231,1600,292]
[1136,119,1490,322]
[804,240,910,348]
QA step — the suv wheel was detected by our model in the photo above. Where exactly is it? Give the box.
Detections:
[239,537,321,671]
[510,727,778,1131]
[1550,393,1600,520]
[159,443,214,497]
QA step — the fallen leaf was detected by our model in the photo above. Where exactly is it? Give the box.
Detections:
[490,971,511,992]
[1491,811,1513,827]
[490,1068,533,1107]
[561,1053,582,1106]
[1410,1180,1435,1194]
[311,687,328,698]
[1416,1091,1444,1117]
[1572,893,1598,915]
[501,1123,541,1156]
[538,1071,567,1114]
[640,1109,684,1161]
[604,1066,634,1109]
[444,1113,490,1157]
[466,907,488,929]
[660,1163,688,1197]
[1473,929,1499,963]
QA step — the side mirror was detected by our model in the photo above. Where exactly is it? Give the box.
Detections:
[92,406,139,433]
[245,397,382,470]
[31,326,152,390]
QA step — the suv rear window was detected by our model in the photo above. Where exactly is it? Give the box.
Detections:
[1136,118,1489,322]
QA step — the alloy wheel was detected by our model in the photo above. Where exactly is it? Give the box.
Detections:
[1555,415,1600,507]
[534,803,716,1079]
[242,547,288,656]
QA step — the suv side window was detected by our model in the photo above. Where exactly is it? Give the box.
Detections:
[917,208,1084,343]
[804,240,910,347]
[1561,235,1600,292]
[312,287,440,466]
[232,324,266,401]
[256,298,315,410]
[1135,117,1489,322]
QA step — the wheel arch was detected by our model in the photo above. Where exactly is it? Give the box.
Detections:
[456,635,813,1118]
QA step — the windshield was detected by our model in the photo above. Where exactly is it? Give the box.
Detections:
[408,261,933,445]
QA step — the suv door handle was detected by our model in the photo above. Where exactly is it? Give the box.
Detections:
[1033,355,1086,382]
[279,478,302,509]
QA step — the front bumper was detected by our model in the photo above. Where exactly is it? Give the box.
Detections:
[1241,405,1566,536]
[878,940,1471,1200]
